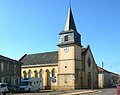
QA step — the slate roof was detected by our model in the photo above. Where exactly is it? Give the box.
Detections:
[64,7,77,32]
[97,66,110,73]
[97,66,119,76]
[82,48,87,56]
[20,49,88,66]
[20,51,58,65]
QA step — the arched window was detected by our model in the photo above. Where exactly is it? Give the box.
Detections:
[64,35,68,42]
[52,68,55,77]
[23,70,27,78]
[28,70,32,78]
[34,70,38,78]
[39,69,42,78]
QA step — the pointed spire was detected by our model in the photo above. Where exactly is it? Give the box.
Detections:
[64,7,77,32]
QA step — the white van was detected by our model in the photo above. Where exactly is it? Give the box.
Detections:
[19,78,40,92]
[0,83,9,93]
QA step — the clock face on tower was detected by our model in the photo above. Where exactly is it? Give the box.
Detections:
[64,47,69,53]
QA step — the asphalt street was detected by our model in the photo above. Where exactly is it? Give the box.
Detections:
[82,88,116,95]
[4,88,117,95]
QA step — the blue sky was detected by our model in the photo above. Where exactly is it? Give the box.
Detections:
[0,0,120,74]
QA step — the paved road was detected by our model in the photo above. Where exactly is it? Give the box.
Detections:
[5,88,117,95]
[82,88,117,95]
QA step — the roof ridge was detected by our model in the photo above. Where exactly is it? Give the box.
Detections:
[27,51,58,55]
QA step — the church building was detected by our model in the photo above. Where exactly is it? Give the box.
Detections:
[20,7,98,90]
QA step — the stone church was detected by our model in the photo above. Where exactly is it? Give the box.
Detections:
[19,7,98,90]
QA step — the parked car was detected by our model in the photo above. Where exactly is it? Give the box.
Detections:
[0,83,9,93]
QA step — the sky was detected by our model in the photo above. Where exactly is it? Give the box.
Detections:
[0,0,120,74]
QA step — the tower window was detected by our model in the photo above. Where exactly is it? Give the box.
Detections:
[65,66,67,68]
[64,35,68,42]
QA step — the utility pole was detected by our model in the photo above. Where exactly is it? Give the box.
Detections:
[102,61,104,69]
[102,61,104,88]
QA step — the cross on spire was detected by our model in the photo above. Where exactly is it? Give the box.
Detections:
[69,0,71,7]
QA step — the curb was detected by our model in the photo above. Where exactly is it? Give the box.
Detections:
[61,90,97,95]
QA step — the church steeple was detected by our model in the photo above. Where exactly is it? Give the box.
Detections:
[58,7,82,47]
[64,7,77,32]
[57,6,82,90]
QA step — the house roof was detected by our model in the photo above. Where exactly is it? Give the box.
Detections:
[97,66,111,73]
[97,66,104,72]
[97,66,119,76]
[0,55,21,65]
[111,73,119,77]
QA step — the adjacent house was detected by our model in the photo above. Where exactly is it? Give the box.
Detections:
[97,66,119,88]
[0,55,22,86]
[111,72,119,86]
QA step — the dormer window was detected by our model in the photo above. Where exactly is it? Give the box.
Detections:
[64,35,68,42]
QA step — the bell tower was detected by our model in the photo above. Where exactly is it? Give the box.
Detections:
[57,7,82,90]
